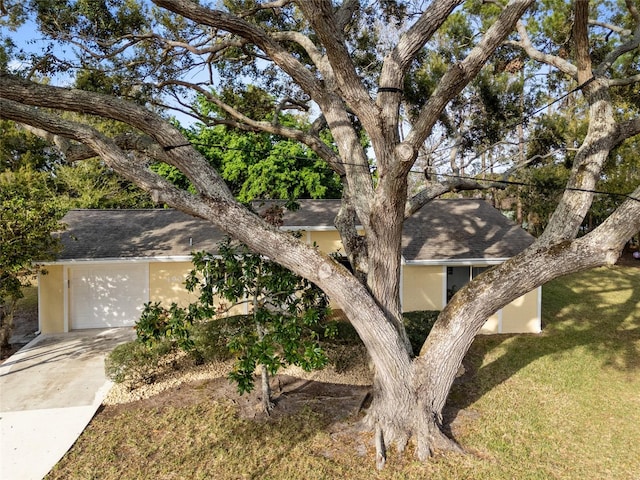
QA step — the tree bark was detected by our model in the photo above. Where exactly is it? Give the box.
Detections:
[3,0,640,468]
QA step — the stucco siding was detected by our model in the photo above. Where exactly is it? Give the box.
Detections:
[149,262,199,308]
[502,288,540,333]
[149,261,246,316]
[307,230,344,255]
[402,265,444,311]
[38,265,65,334]
[479,312,500,334]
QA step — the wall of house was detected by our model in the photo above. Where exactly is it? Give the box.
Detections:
[149,262,198,308]
[502,288,540,333]
[38,265,65,334]
[402,265,443,311]
[147,261,247,316]
[306,230,344,255]
[39,228,540,334]
[401,264,541,334]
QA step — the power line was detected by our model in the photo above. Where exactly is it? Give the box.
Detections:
[424,76,597,159]
[172,135,638,202]
[434,172,640,203]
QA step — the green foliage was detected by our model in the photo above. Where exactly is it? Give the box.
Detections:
[135,301,195,352]
[122,236,332,396]
[402,311,440,354]
[186,238,332,394]
[0,120,62,171]
[154,86,342,202]
[105,339,174,386]
[54,158,155,209]
[0,167,64,347]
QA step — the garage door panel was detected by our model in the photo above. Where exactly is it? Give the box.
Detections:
[70,264,148,329]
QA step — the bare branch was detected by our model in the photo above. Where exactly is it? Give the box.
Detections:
[402,0,534,165]
[20,126,177,166]
[405,178,505,218]
[236,0,294,18]
[156,79,345,175]
[297,1,379,130]
[0,97,197,206]
[589,19,632,37]
[595,20,640,76]
[151,0,325,99]
[379,0,463,85]
[0,74,230,197]
[607,73,640,86]
[270,31,334,80]
[508,21,578,78]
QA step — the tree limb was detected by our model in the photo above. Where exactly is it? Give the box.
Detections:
[404,178,505,218]
[151,0,325,100]
[508,21,578,78]
[595,19,640,77]
[156,79,345,175]
[589,19,632,37]
[0,74,230,197]
[298,0,379,131]
[607,73,640,86]
[402,0,534,167]
[615,117,640,145]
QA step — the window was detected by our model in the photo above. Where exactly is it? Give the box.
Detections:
[446,265,490,302]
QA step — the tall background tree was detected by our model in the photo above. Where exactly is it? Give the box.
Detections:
[1,0,639,467]
[0,167,63,351]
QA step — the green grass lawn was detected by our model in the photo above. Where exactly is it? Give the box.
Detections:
[46,266,640,479]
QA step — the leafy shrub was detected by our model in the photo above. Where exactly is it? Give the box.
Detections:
[135,301,194,351]
[105,339,174,387]
[189,316,245,364]
[403,310,440,354]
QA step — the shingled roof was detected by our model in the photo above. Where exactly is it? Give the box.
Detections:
[402,199,534,261]
[57,199,534,262]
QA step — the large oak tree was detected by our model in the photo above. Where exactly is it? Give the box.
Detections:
[1,0,639,466]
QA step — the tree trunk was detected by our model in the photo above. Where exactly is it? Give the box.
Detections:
[260,365,273,414]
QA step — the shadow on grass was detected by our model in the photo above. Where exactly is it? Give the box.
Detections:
[447,266,640,417]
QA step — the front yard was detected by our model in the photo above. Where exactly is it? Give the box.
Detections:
[46,266,640,479]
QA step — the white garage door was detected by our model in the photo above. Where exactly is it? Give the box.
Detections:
[70,264,148,329]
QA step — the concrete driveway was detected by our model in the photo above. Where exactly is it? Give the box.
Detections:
[0,328,135,480]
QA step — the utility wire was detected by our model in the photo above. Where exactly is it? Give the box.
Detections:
[421,76,597,158]
[434,172,640,203]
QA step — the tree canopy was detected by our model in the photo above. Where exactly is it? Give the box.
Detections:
[0,167,64,349]
[1,0,639,467]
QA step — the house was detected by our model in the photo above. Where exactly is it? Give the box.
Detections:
[38,199,541,335]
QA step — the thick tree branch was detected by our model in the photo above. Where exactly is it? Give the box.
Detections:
[607,73,640,86]
[402,0,534,166]
[151,0,325,100]
[20,127,173,165]
[376,0,463,139]
[508,21,578,78]
[589,19,632,37]
[157,79,344,175]
[298,1,380,133]
[270,31,334,81]
[574,0,593,84]
[615,117,640,145]
[379,0,462,88]
[236,0,294,18]
[0,96,413,401]
[626,0,640,25]
[0,74,230,198]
